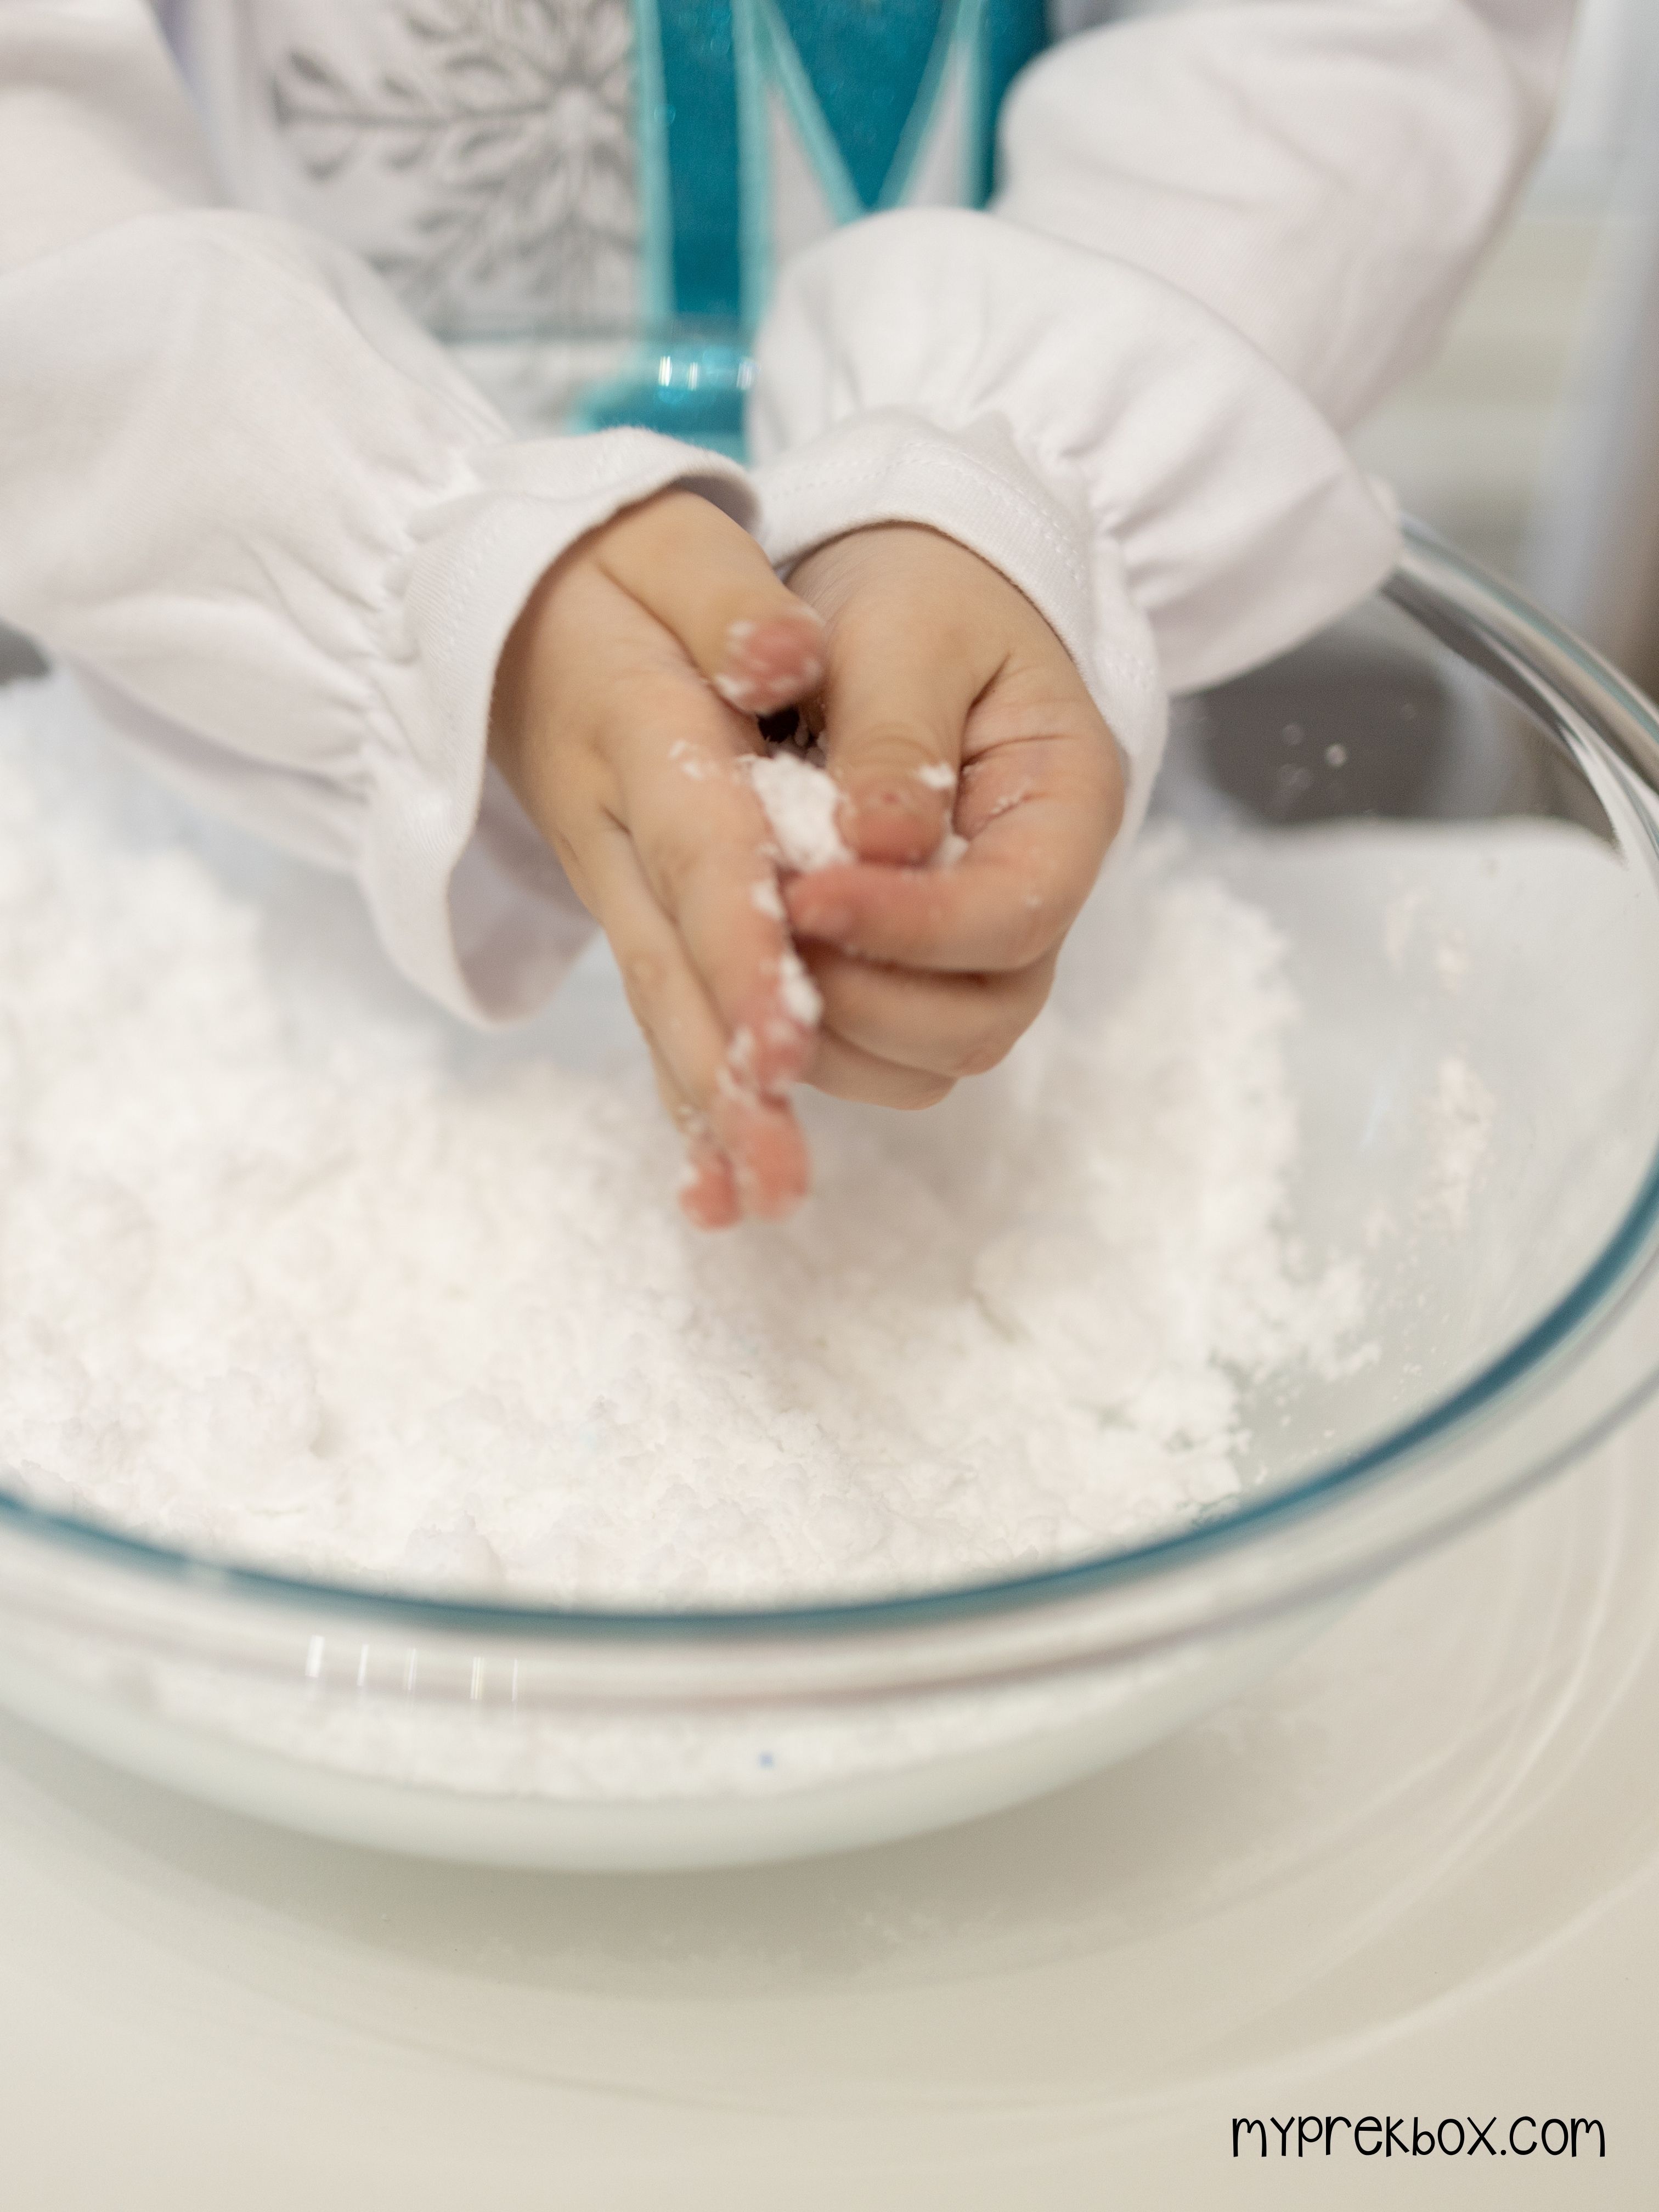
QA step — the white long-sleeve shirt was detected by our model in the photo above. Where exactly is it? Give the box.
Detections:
[0,0,1576,1022]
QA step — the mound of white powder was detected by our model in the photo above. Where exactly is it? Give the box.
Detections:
[0,675,1363,1605]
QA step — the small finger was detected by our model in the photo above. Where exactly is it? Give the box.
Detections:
[786,734,1120,973]
[815,613,981,870]
[804,1029,957,1110]
[596,490,825,715]
[647,1043,741,1231]
[592,827,810,1220]
[807,946,1056,1080]
[620,721,819,1101]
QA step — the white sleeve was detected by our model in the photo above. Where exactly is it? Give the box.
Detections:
[0,1,752,1024]
[750,0,1578,832]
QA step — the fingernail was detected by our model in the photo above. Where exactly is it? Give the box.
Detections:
[715,613,826,714]
[677,1144,737,1229]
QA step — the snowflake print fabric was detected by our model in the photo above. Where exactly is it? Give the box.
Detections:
[160,0,1043,343]
[260,0,641,330]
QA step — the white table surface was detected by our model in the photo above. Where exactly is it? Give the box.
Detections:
[3,1396,1656,2210]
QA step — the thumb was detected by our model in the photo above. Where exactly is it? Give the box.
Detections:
[819,623,979,867]
[595,489,825,715]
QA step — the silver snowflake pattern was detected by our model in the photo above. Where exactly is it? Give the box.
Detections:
[270,0,639,329]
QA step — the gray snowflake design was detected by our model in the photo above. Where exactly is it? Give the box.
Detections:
[269,0,640,330]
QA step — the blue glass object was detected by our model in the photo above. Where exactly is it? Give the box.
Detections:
[774,0,947,211]
[573,0,1052,453]
[658,0,744,323]
[576,330,756,452]
[976,0,1047,202]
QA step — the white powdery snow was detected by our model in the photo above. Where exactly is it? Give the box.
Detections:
[0,675,1364,1606]
[742,751,853,872]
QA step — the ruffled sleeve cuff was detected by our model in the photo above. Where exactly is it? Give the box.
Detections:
[0,207,753,1026]
[748,208,1401,833]
[751,407,1166,839]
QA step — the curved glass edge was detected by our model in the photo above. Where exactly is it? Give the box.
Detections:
[4,528,1659,1644]
[1389,523,1659,798]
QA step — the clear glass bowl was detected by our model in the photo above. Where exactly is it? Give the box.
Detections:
[2,527,1657,1869]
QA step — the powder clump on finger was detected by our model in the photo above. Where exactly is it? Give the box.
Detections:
[742,750,854,873]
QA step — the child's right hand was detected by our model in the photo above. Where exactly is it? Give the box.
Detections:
[490,488,831,1231]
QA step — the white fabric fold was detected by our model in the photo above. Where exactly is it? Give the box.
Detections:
[752,406,1167,840]
[996,1,1576,435]
[752,208,1402,825]
[0,207,750,1022]
[0,0,1579,1030]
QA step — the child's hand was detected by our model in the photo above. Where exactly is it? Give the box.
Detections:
[781,525,1123,1108]
[490,488,829,1231]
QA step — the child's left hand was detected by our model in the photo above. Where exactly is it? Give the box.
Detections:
[781,524,1124,1108]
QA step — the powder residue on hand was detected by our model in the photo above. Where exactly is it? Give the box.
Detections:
[742,749,853,873]
[775,944,822,1029]
[746,748,966,873]
[0,675,1365,1606]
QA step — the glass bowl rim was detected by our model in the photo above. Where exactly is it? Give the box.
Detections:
[3,528,1658,1642]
